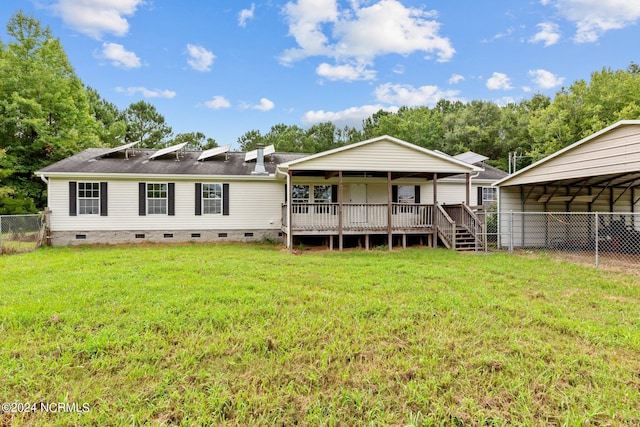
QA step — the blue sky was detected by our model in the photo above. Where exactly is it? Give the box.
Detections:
[1,1,639,147]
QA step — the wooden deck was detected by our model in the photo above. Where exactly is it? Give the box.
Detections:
[282,203,483,250]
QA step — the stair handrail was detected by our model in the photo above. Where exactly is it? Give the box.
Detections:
[435,204,456,249]
[460,204,483,247]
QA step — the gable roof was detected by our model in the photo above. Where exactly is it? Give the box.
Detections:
[277,135,482,176]
[495,120,640,187]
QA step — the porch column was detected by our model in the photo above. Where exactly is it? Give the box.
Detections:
[338,170,343,251]
[387,171,393,250]
[287,170,293,251]
[465,173,471,205]
[432,173,438,248]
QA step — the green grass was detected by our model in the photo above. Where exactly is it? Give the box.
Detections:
[1,243,639,426]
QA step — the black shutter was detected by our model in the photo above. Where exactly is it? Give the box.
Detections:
[414,185,420,204]
[477,187,483,206]
[195,183,202,215]
[392,185,398,203]
[100,182,108,216]
[138,183,146,216]
[222,183,230,216]
[331,185,338,202]
[284,184,287,202]
[69,182,77,216]
[168,183,175,216]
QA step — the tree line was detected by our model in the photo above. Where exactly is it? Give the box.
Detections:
[1,10,640,213]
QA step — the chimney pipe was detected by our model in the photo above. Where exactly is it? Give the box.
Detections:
[252,145,268,175]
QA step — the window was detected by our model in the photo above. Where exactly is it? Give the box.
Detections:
[202,183,222,214]
[292,185,310,203]
[397,186,416,204]
[78,182,100,215]
[147,183,168,214]
[292,185,310,213]
[313,185,332,213]
[481,187,497,207]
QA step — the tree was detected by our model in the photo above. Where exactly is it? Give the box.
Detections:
[86,87,126,147]
[123,100,173,148]
[173,132,217,150]
[0,11,100,210]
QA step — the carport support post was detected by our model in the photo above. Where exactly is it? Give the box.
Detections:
[509,210,514,253]
[595,212,599,268]
[0,215,2,253]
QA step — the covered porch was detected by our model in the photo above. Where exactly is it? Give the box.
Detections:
[276,136,484,251]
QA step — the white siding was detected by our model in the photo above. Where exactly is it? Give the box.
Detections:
[288,139,474,173]
[48,178,284,232]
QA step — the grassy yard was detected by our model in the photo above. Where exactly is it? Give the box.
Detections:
[0,244,638,426]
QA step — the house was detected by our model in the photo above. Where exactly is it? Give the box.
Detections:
[494,120,640,249]
[36,135,497,250]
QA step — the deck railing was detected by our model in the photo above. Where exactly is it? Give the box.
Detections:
[284,203,436,232]
[443,204,483,245]
[435,205,456,249]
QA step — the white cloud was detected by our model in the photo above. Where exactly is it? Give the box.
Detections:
[116,86,176,99]
[98,42,141,69]
[244,98,275,112]
[239,4,256,27]
[374,83,460,107]
[301,104,399,127]
[529,69,565,89]
[186,44,215,72]
[50,0,144,39]
[280,0,454,65]
[316,62,376,81]
[204,96,231,109]
[530,22,561,46]
[486,72,513,90]
[547,0,640,43]
[392,64,405,75]
[448,73,464,84]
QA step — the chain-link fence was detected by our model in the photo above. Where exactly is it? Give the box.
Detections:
[477,211,640,269]
[0,214,44,255]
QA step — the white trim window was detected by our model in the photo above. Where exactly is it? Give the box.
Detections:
[482,187,497,207]
[313,185,332,204]
[202,183,222,214]
[147,183,168,215]
[78,182,100,215]
[292,185,310,214]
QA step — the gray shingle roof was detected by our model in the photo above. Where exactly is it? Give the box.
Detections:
[37,148,309,176]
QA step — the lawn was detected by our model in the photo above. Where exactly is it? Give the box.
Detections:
[0,243,639,426]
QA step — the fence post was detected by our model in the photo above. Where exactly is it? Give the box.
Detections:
[595,212,599,268]
[509,210,514,253]
[0,215,3,254]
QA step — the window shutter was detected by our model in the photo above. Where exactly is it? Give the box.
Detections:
[100,182,108,216]
[138,183,146,216]
[168,183,175,216]
[392,185,398,203]
[414,185,421,204]
[477,187,483,206]
[222,183,230,216]
[69,182,77,216]
[195,183,202,215]
[331,185,338,203]
[284,184,287,202]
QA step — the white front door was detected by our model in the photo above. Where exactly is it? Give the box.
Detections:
[349,184,367,223]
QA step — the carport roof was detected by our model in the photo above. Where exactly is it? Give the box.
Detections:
[495,120,640,188]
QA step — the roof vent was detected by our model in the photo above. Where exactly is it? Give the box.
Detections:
[252,145,268,175]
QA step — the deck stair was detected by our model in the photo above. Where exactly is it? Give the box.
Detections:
[454,226,482,251]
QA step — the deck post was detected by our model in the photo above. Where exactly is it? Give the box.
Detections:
[365,234,369,250]
[338,170,343,251]
[329,235,334,251]
[432,173,438,248]
[387,171,393,250]
[287,170,293,251]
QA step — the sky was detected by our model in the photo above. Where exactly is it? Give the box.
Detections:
[1,0,640,148]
